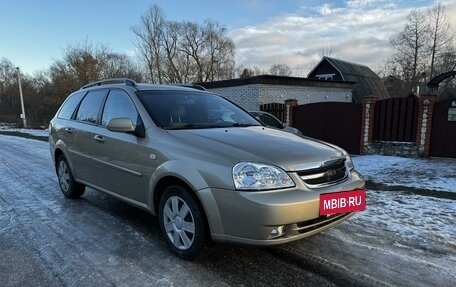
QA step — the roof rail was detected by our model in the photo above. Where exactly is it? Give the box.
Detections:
[173,83,207,91]
[80,78,137,90]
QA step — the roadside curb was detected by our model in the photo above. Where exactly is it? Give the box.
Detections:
[0,131,48,142]
[365,180,456,200]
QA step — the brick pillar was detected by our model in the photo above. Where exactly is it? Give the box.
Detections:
[360,96,378,155]
[284,99,298,126]
[415,95,437,157]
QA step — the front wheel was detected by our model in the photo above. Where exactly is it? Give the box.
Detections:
[158,185,208,260]
[56,155,85,198]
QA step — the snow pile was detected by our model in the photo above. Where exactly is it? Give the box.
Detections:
[0,126,49,137]
[353,155,456,192]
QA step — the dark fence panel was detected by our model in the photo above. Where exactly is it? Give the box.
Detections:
[260,103,286,123]
[430,99,456,158]
[374,97,418,142]
[293,102,362,154]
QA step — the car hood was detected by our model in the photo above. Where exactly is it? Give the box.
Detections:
[167,126,343,171]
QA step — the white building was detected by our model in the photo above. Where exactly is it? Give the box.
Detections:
[198,75,355,111]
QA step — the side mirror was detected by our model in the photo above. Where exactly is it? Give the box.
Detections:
[107,118,135,133]
[283,122,289,128]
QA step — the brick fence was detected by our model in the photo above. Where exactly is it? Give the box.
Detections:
[264,95,442,158]
[360,95,437,157]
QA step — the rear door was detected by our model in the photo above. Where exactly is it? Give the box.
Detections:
[71,89,108,184]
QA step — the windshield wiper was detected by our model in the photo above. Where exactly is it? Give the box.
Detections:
[218,123,257,128]
[166,123,259,130]
[165,123,212,130]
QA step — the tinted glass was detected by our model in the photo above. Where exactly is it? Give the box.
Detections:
[136,90,260,130]
[75,90,106,124]
[101,90,139,126]
[58,92,85,120]
[259,114,283,129]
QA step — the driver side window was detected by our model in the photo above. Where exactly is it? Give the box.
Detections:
[259,114,283,129]
[101,90,139,127]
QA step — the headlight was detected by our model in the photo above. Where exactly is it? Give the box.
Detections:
[233,162,295,190]
[342,150,354,170]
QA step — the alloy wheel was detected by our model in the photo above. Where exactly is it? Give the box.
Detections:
[58,160,70,192]
[162,196,196,250]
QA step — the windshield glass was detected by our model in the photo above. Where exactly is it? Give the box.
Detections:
[136,90,261,130]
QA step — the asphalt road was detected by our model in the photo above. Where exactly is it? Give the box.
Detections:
[1,135,454,287]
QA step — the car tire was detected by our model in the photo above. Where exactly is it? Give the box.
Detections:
[56,155,85,198]
[158,185,208,260]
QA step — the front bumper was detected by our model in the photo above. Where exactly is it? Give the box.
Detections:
[198,170,365,245]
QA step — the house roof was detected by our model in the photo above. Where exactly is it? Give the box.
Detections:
[197,74,355,90]
[308,56,389,102]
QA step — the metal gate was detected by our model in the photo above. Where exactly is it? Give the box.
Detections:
[374,97,418,142]
[430,99,456,158]
[293,102,362,154]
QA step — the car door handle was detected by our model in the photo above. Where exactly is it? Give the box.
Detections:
[64,127,73,133]
[93,135,105,143]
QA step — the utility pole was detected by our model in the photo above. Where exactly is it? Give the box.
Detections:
[16,67,27,128]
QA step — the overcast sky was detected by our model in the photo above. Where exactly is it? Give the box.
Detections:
[1,0,455,76]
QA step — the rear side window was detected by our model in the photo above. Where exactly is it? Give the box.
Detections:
[101,90,139,126]
[75,90,107,124]
[58,92,85,120]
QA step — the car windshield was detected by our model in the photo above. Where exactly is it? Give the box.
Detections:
[136,90,261,130]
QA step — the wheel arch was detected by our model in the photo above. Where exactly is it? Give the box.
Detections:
[53,145,77,181]
[153,176,213,238]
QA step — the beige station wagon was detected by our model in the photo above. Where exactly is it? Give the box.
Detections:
[49,78,365,260]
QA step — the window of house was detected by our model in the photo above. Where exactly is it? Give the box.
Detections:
[316,74,335,80]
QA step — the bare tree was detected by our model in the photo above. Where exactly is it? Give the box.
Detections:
[131,5,235,84]
[0,58,20,119]
[390,10,429,84]
[239,68,255,78]
[131,4,165,83]
[252,65,263,76]
[1,42,142,126]
[319,44,334,58]
[428,2,455,78]
[102,53,143,81]
[201,20,235,81]
[0,58,52,126]
[49,41,142,105]
[385,2,456,95]
[161,21,184,83]
[269,63,292,76]
[179,21,205,82]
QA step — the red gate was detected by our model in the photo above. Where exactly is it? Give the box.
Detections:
[374,97,418,142]
[293,102,362,154]
[430,99,456,158]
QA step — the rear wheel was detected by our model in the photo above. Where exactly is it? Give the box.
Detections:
[56,155,85,198]
[159,185,208,260]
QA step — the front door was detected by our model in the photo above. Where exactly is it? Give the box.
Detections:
[89,89,146,204]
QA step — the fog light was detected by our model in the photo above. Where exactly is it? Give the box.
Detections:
[269,226,284,239]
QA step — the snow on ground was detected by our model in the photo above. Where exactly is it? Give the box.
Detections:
[0,134,455,286]
[347,189,455,256]
[0,133,49,155]
[353,155,456,192]
[0,126,49,137]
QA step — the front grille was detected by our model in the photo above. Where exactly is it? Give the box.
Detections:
[297,158,348,187]
[295,213,351,234]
